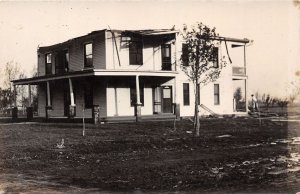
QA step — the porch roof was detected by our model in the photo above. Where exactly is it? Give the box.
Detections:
[12,69,178,85]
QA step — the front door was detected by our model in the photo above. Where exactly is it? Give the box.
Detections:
[162,86,173,113]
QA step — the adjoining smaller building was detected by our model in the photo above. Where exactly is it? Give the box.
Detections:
[12,28,250,123]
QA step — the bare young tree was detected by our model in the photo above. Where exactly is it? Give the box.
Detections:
[287,79,300,105]
[181,23,227,136]
[3,61,20,108]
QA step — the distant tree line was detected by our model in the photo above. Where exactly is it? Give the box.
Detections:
[0,61,38,115]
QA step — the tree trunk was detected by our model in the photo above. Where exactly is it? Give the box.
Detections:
[194,83,200,136]
[194,104,200,136]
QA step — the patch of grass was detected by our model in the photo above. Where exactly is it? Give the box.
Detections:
[0,118,298,193]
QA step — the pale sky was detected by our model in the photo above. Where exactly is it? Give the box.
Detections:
[0,0,299,99]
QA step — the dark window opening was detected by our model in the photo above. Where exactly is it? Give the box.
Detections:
[214,84,220,105]
[84,43,93,68]
[213,47,219,68]
[64,50,69,72]
[182,43,189,66]
[130,84,144,106]
[84,81,93,109]
[45,53,52,75]
[183,83,190,106]
[55,50,69,74]
[129,40,143,65]
[161,44,171,70]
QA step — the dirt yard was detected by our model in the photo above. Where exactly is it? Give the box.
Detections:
[0,116,300,193]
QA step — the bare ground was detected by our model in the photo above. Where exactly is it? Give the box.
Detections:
[0,116,300,193]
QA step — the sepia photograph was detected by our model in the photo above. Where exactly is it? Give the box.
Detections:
[0,0,300,193]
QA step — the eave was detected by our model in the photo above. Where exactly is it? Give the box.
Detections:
[12,69,178,85]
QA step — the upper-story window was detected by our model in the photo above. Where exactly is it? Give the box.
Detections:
[45,53,52,75]
[84,43,93,68]
[182,43,189,67]
[161,44,171,70]
[55,50,69,74]
[64,50,69,72]
[129,40,143,65]
[212,47,219,68]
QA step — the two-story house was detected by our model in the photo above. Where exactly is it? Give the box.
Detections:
[12,28,249,122]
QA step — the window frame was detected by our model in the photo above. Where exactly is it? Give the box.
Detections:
[129,40,143,65]
[214,84,220,105]
[182,43,189,67]
[45,53,52,75]
[212,47,219,68]
[183,83,190,106]
[84,43,93,68]
[161,44,172,70]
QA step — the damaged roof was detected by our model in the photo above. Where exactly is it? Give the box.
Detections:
[121,29,179,36]
[38,28,178,52]
[38,28,248,52]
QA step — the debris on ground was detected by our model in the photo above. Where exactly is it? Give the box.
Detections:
[56,138,65,149]
[216,134,232,138]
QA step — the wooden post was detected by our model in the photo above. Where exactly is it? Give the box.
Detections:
[26,84,33,120]
[12,84,18,119]
[46,81,51,107]
[135,75,142,122]
[69,78,74,106]
[82,106,85,136]
[136,75,141,104]
[13,85,17,107]
[28,84,31,107]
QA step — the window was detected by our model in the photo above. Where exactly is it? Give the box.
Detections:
[182,43,189,66]
[214,84,220,105]
[161,44,171,70]
[130,84,144,106]
[84,81,93,108]
[84,43,93,68]
[213,47,219,68]
[54,50,69,74]
[129,40,143,65]
[64,50,69,72]
[183,83,190,106]
[45,53,52,75]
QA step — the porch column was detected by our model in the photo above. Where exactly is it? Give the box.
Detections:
[68,78,76,118]
[46,81,51,119]
[174,77,180,119]
[135,75,142,122]
[12,84,18,120]
[28,84,31,107]
[26,84,33,120]
[46,81,51,107]
[13,85,17,107]
[245,79,248,112]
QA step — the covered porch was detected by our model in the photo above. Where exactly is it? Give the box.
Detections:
[12,70,179,123]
